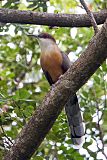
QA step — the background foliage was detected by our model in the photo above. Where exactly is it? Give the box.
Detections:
[0,0,107,159]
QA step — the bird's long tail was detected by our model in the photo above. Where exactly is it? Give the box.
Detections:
[65,94,85,149]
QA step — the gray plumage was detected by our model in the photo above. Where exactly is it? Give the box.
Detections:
[65,94,84,146]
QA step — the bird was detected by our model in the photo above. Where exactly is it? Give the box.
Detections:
[28,33,85,148]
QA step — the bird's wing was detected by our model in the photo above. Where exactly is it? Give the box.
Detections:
[61,51,71,73]
[43,70,54,86]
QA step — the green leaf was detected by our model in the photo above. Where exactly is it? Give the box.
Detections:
[33,156,44,160]
[13,89,30,100]
[94,76,100,84]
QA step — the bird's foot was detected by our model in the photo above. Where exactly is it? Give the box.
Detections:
[58,75,64,80]
[51,84,56,89]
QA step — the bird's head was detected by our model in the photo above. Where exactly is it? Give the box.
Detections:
[28,33,56,52]
[36,33,56,42]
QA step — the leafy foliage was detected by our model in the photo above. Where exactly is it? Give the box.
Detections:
[0,0,107,160]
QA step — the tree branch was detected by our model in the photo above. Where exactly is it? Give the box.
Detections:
[0,8,107,27]
[80,0,99,34]
[3,19,107,160]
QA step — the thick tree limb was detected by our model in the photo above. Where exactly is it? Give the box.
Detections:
[4,19,107,160]
[0,8,107,27]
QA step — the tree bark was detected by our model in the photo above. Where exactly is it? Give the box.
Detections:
[4,19,107,160]
[0,8,107,27]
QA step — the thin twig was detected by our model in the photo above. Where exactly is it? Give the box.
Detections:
[80,0,99,34]
[12,48,34,92]
[1,125,13,146]
[92,89,107,159]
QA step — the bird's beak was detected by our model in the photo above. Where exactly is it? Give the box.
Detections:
[27,34,39,39]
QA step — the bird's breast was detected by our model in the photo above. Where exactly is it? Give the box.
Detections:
[40,51,63,83]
